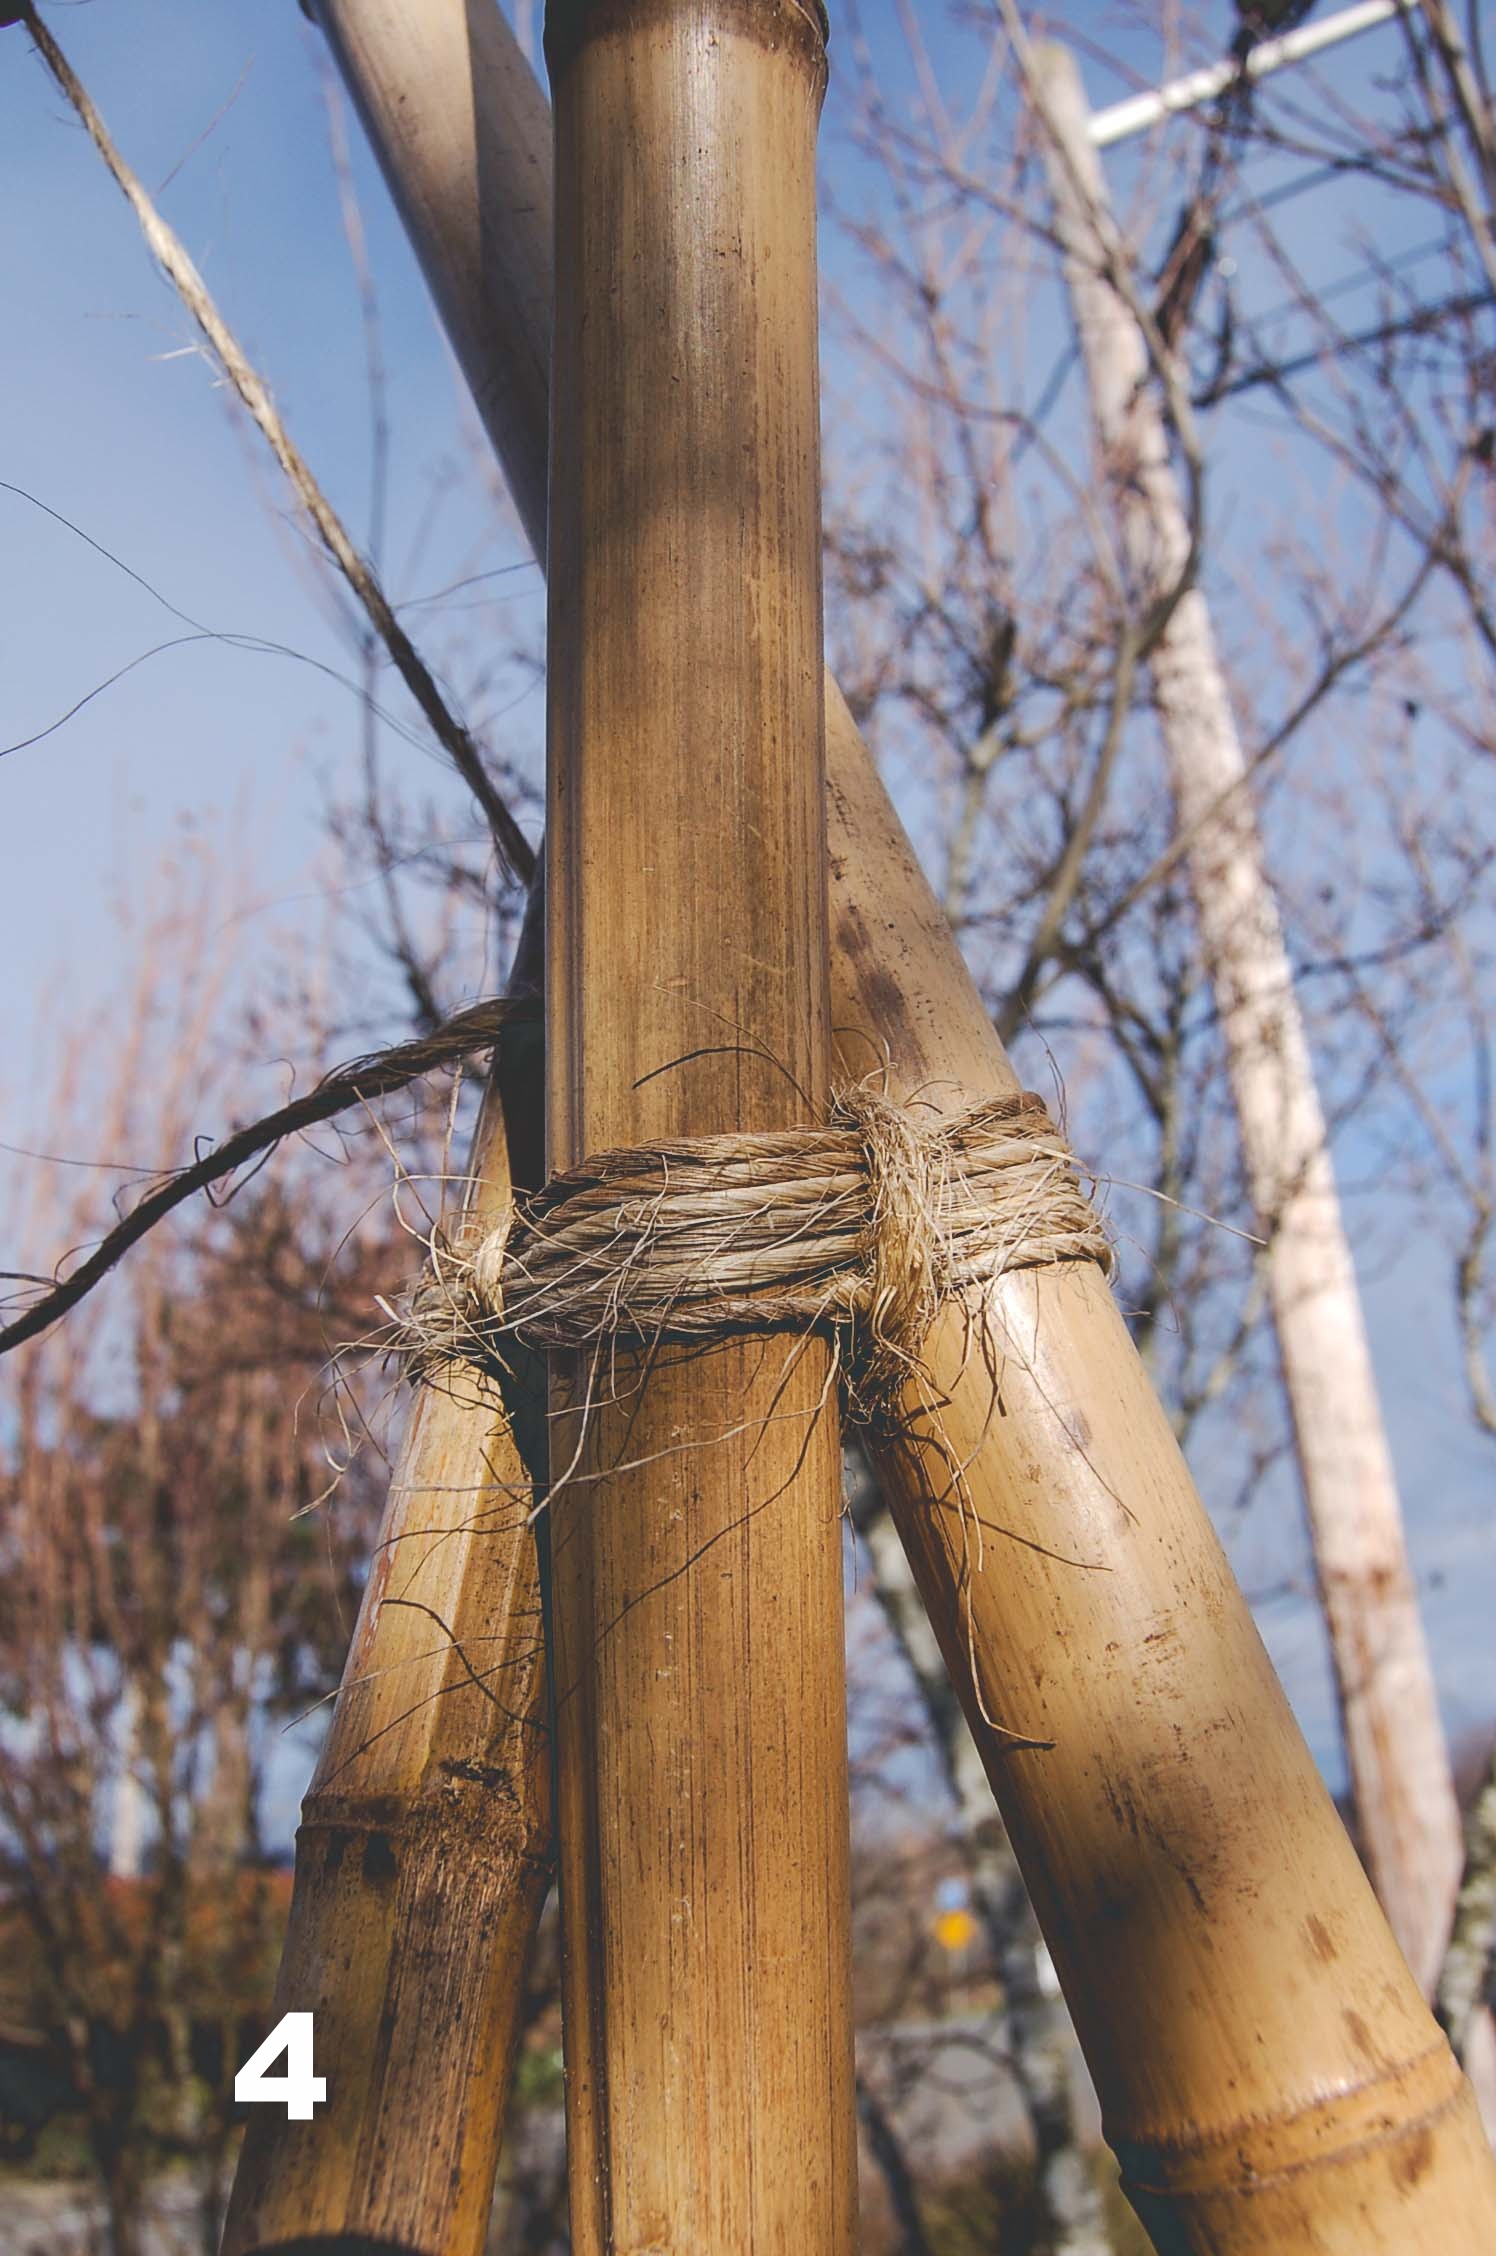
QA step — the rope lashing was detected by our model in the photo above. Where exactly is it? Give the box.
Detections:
[404,1086,1111,1419]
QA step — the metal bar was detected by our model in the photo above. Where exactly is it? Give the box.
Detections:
[1089,0,1410,148]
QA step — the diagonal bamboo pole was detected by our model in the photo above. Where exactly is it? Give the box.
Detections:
[541,0,857,2245]
[221,962,553,2256]
[278,3,1496,2248]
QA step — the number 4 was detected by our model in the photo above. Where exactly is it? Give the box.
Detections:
[234,2011,327,2120]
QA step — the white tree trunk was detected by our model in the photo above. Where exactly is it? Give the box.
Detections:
[1031,40,1464,2002]
[110,1676,150,1882]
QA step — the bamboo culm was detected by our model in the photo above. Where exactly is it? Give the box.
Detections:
[542,0,858,2246]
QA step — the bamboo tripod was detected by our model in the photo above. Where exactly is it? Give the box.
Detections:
[222,2,1496,2251]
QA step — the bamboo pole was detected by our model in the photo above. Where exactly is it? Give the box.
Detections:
[1028,35,1465,2003]
[307,0,555,570]
[300,4,1496,2244]
[542,0,856,2249]
[221,985,552,2256]
[834,731,1496,2249]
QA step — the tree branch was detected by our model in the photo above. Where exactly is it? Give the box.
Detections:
[14,3,536,888]
[0,998,533,1357]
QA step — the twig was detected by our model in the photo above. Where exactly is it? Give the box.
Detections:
[14,3,536,888]
[854,2075,935,2256]
[0,999,533,1357]
[1402,0,1496,298]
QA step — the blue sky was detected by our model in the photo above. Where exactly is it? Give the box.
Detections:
[2,0,1491,1816]
[1,0,543,1051]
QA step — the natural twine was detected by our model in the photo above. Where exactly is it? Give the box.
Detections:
[405,1086,1110,1420]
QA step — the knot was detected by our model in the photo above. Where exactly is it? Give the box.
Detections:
[400,1088,1110,1420]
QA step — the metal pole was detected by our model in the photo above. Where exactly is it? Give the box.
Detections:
[1089,0,1410,148]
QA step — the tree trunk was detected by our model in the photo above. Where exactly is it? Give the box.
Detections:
[109,1676,149,1881]
[543,0,857,2245]
[1028,36,1466,2007]
[96,2124,146,2256]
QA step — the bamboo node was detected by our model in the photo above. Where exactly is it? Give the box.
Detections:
[401,1087,1110,1419]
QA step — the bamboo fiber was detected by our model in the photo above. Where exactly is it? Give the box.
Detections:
[297,3,1496,2247]
[543,0,857,2248]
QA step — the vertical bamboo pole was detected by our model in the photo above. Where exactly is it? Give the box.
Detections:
[298,9,1496,2246]
[221,997,551,2256]
[1029,36,1465,2004]
[543,0,856,2248]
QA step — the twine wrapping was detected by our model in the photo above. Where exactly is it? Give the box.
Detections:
[406,1087,1110,1419]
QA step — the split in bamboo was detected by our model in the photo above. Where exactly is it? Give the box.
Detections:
[253,2,1496,2247]
[543,0,858,2246]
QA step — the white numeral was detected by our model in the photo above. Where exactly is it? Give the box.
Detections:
[234,2011,327,2119]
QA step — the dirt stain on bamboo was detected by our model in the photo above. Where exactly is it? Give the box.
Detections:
[1342,2007,1377,2063]
[836,900,916,1060]
[1394,2126,1435,2191]
[439,1755,520,1805]
[362,1831,398,1886]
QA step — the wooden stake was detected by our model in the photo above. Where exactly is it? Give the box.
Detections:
[543,0,856,2247]
[221,997,552,2256]
[298,5,1496,2244]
